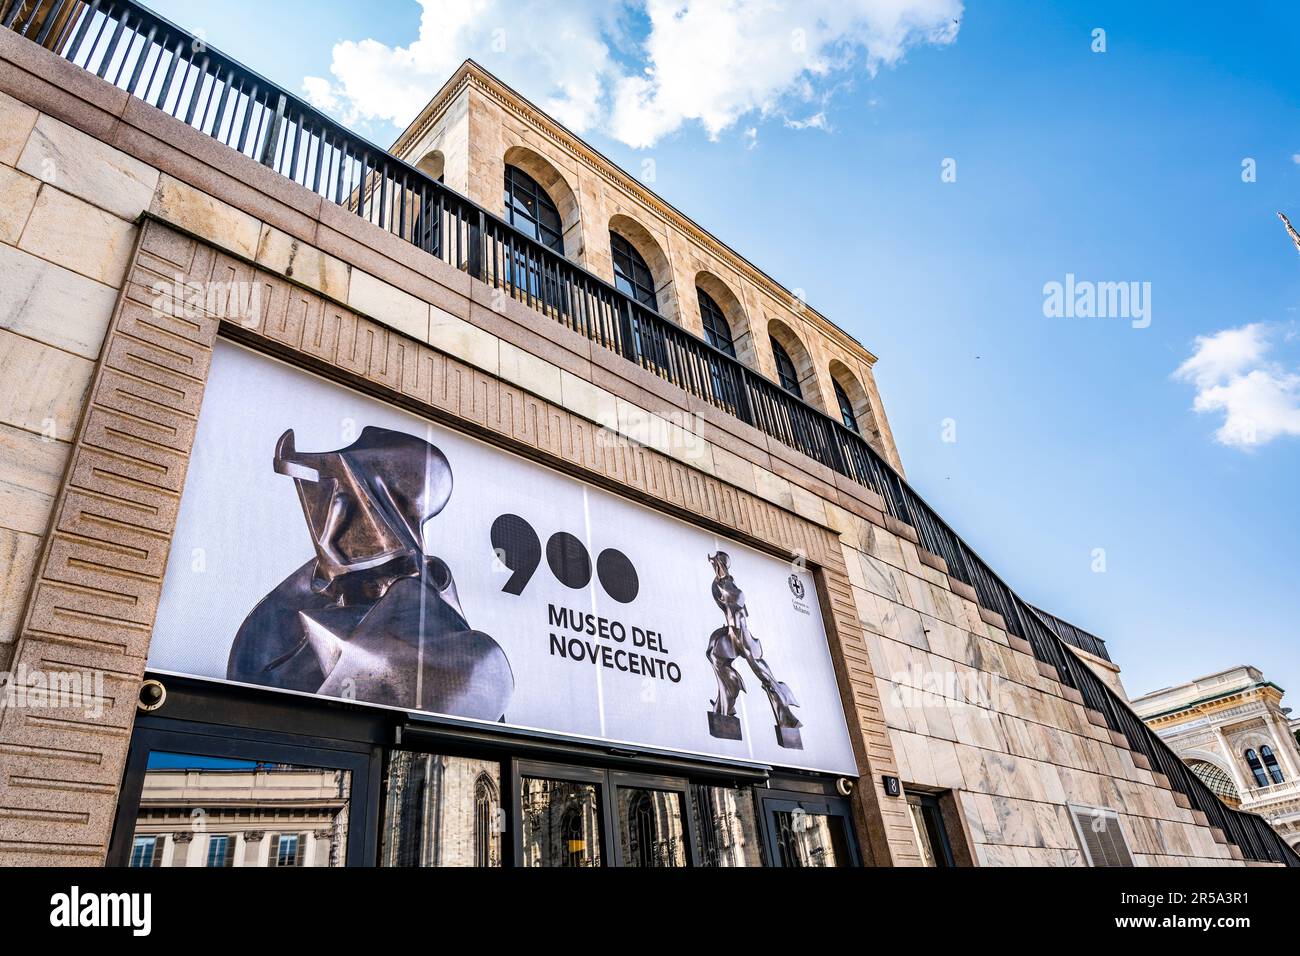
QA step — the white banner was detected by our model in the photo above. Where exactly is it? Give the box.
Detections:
[148,341,858,774]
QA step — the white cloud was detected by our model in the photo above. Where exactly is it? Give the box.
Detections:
[1175,323,1300,448]
[301,0,962,147]
[303,0,621,133]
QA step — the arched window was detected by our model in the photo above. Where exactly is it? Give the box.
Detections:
[504,164,563,253]
[833,380,859,433]
[610,232,658,310]
[1244,749,1270,788]
[560,806,586,867]
[1260,745,1286,784]
[698,289,735,357]
[474,772,499,867]
[771,336,802,398]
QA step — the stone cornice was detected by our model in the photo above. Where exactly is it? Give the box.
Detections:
[390,60,879,367]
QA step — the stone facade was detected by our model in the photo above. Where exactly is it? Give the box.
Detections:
[1133,666,1300,851]
[0,23,1270,867]
[392,62,903,472]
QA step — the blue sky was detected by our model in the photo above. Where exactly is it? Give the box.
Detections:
[144,0,1300,702]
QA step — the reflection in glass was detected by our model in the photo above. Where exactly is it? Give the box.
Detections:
[692,785,763,867]
[381,751,502,867]
[617,788,686,867]
[773,810,852,867]
[127,751,351,867]
[521,777,602,867]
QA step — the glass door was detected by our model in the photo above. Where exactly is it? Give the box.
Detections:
[514,761,608,867]
[760,792,859,867]
[609,772,691,867]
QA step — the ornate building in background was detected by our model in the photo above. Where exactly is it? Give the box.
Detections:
[1133,666,1300,849]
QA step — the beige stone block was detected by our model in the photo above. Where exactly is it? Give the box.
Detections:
[559,370,618,430]
[19,115,159,220]
[0,244,115,359]
[0,90,37,167]
[0,527,40,645]
[710,445,757,493]
[18,186,136,285]
[823,502,864,549]
[0,421,69,536]
[255,225,349,301]
[0,165,40,243]
[347,269,430,341]
[662,418,713,474]
[150,174,260,260]
[427,305,497,373]
[0,329,94,438]
[788,482,827,526]
[614,400,670,455]
[752,467,794,510]
[499,341,563,404]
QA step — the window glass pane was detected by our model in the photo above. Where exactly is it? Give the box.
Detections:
[129,835,159,868]
[617,787,687,867]
[692,785,763,867]
[520,776,602,867]
[127,751,351,867]
[504,165,563,253]
[834,381,859,433]
[380,751,503,866]
[772,809,851,867]
[908,801,939,866]
[698,290,736,357]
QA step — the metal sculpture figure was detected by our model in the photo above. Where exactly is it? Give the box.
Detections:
[228,425,513,720]
[705,551,803,749]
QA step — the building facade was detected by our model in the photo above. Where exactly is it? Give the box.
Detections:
[1133,666,1300,851]
[0,0,1293,868]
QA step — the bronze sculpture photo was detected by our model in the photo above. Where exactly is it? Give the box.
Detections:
[705,551,803,749]
[228,425,514,721]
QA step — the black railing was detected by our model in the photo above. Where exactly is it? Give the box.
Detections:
[4,0,1293,866]
[1033,607,1110,661]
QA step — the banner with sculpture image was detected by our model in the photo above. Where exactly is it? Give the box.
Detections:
[147,341,858,775]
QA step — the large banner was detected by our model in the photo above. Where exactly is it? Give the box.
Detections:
[148,341,858,774]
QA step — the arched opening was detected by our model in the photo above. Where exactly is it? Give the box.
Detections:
[1245,748,1269,788]
[414,149,444,182]
[694,271,751,360]
[1260,745,1286,784]
[501,146,581,258]
[503,163,564,253]
[766,319,818,408]
[828,359,882,445]
[1186,759,1241,806]
[608,214,675,317]
[473,772,499,867]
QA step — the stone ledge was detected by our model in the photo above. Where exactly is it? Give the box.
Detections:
[1210,827,1229,845]
[1191,809,1210,827]
[917,548,948,575]
[1106,728,1128,749]
[1150,771,1172,791]
[977,606,1007,631]
[1035,660,1059,683]
[1084,707,1110,729]
[1006,634,1034,657]
[1131,751,1152,771]
[948,577,978,603]
[1172,791,1192,810]
[1062,685,1085,707]
[883,513,919,544]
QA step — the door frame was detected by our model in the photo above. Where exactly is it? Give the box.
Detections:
[758,788,861,867]
[106,718,381,867]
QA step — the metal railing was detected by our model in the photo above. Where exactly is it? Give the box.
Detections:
[1032,606,1111,661]
[4,0,1293,865]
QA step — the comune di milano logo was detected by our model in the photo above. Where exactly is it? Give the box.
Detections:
[49,887,151,937]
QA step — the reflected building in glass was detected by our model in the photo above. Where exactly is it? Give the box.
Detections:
[128,757,351,867]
